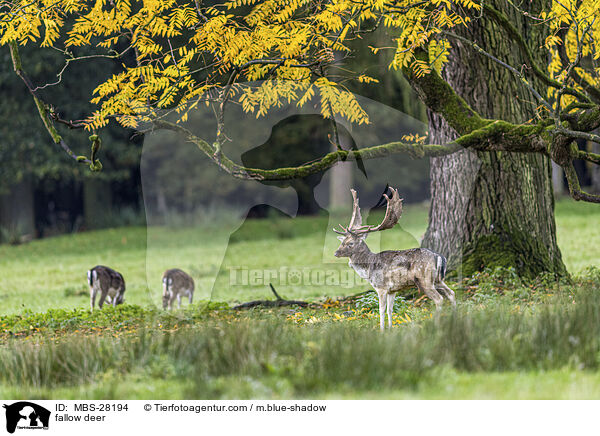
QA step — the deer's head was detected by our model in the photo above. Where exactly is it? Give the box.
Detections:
[333,187,403,258]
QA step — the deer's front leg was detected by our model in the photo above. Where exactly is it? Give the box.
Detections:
[375,289,387,331]
[386,293,395,328]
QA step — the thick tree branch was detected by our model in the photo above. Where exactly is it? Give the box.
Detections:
[577,149,600,165]
[154,119,463,180]
[153,117,556,181]
[564,161,600,203]
[562,105,600,132]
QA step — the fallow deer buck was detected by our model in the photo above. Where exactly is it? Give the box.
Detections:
[87,265,126,310]
[334,188,455,330]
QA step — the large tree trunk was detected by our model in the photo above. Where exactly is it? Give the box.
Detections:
[422,1,567,278]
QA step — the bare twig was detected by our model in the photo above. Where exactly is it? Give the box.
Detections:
[444,31,552,112]
[483,3,591,103]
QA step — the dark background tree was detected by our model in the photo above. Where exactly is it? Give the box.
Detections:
[0,45,144,241]
[1,24,430,240]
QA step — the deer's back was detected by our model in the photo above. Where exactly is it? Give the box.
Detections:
[369,248,442,291]
[163,269,194,291]
[92,265,125,291]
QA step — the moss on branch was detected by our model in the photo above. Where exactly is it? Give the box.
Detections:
[402,49,489,136]
[154,120,463,180]
[154,116,559,181]
[10,42,63,144]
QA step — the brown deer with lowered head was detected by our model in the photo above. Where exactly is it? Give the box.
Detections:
[87,265,126,310]
[162,268,195,310]
[334,188,455,329]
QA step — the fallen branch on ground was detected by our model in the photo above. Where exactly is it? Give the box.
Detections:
[233,284,310,309]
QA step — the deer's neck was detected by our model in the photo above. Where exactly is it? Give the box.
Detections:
[348,240,375,266]
[347,241,375,281]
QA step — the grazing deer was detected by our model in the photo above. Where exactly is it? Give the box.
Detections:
[162,268,195,310]
[87,265,126,310]
[334,188,455,330]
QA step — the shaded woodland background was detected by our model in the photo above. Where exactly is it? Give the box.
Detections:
[0,39,597,244]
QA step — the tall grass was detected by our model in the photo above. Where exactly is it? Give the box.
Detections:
[2,283,599,398]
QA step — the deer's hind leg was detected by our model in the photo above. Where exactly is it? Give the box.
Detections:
[414,278,443,309]
[90,287,97,311]
[436,281,456,306]
[168,292,177,310]
[98,290,108,309]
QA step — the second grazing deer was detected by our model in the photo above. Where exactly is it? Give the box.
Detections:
[87,265,126,310]
[162,268,195,309]
[334,187,455,330]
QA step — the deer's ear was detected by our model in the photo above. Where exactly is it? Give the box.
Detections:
[337,236,345,242]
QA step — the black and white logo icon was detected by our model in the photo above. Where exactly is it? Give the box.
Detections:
[3,402,50,434]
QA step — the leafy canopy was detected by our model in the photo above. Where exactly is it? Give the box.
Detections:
[0,0,481,128]
[3,0,600,201]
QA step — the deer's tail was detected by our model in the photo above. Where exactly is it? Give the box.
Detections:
[436,254,447,282]
[87,269,97,287]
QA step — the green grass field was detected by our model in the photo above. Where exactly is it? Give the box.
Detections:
[1,198,597,314]
[0,201,431,314]
[0,197,599,399]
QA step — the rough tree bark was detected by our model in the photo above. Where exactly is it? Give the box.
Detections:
[422,0,568,278]
[591,141,600,193]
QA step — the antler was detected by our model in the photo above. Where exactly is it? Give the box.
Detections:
[334,188,363,235]
[357,187,403,233]
[348,189,363,229]
[333,224,348,235]
[333,187,403,236]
